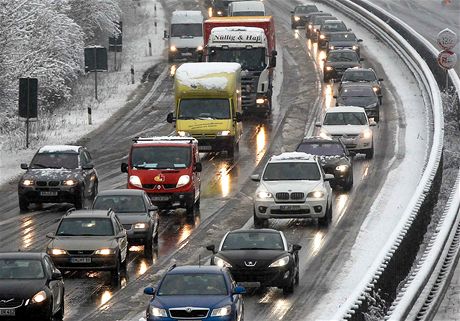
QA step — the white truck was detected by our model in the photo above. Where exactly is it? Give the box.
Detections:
[206,26,276,116]
[165,11,204,62]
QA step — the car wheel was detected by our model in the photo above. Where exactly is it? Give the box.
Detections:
[110,258,121,286]
[19,196,29,212]
[323,75,329,83]
[153,228,159,245]
[74,189,84,209]
[295,268,300,285]
[195,196,200,209]
[365,145,374,160]
[55,294,64,320]
[253,209,267,228]
[283,277,295,295]
[379,96,383,105]
[92,181,99,200]
[374,114,380,123]
[343,172,353,191]
[227,141,238,158]
[291,23,296,29]
[186,199,195,218]
[144,236,154,259]
[318,202,332,227]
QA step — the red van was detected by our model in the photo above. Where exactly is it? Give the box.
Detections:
[121,137,202,216]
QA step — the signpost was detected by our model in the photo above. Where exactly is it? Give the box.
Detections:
[436,28,458,90]
[18,78,38,148]
[84,46,108,124]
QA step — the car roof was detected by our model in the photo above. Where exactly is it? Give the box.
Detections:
[326,106,367,113]
[38,145,81,153]
[329,48,357,53]
[167,265,226,275]
[269,152,316,163]
[133,136,198,146]
[0,252,46,260]
[324,19,343,24]
[228,228,281,234]
[341,82,374,89]
[300,136,339,143]
[63,209,113,218]
[96,189,145,196]
[343,67,375,73]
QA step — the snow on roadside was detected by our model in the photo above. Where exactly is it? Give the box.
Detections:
[0,0,166,186]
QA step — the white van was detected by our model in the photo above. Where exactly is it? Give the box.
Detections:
[166,11,204,62]
[229,1,265,16]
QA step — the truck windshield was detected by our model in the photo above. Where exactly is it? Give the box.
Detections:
[131,146,191,169]
[171,24,202,37]
[209,48,266,71]
[232,11,265,16]
[178,99,231,120]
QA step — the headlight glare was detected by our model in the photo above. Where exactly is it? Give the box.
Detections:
[307,191,324,198]
[150,306,167,317]
[329,45,335,50]
[177,131,190,137]
[129,175,142,188]
[372,86,379,92]
[256,98,265,104]
[336,165,349,172]
[211,305,232,316]
[269,256,290,267]
[170,45,177,52]
[21,179,34,186]
[32,290,47,304]
[294,16,300,21]
[256,191,273,199]
[360,129,373,139]
[63,179,77,186]
[197,45,203,51]
[352,45,358,50]
[176,175,190,188]
[325,66,333,71]
[319,130,330,139]
[49,248,67,256]
[215,256,232,268]
[320,34,325,39]
[95,248,114,255]
[217,130,230,136]
[134,223,147,229]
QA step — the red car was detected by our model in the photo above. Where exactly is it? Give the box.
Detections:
[121,137,202,217]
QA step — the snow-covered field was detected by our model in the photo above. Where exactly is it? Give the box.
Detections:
[0,0,166,186]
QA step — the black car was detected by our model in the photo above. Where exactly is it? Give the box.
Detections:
[335,83,380,122]
[317,20,349,49]
[339,68,384,104]
[326,32,363,56]
[207,229,301,294]
[18,145,98,211]
[305,12,332,38]
[296,137,354,190]
[310,15,337,41]
[323,49,363,82]
[92,189,160,258]
[0,252,64,321]
[290,5,319,29]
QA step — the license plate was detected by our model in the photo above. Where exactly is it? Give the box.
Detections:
[198,146,212,151]
[40,191,58,196]
[280,205,301,210]
[0,309,15,316]
[71,257,91,263]
[238,281,261,288]
[181,52,193,57]
[151,196,170,201]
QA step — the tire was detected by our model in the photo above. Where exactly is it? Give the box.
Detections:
[186,199,195,218]
[55,294,64,320]
[374,114,380,123]
[291,23,296,29]
[153,228,159,245]
[323,75,330,83]
[40,301,53,321]
[253,209,267,228]
[295,268,300,285]
[19,196,29,212]
[318,202,332,227]
[343,172,353,191]
[92,181,98,200]
[283,277,295,295]
[227,141,238,158]
[110,258,121,286]
[74,189,84,209]
[144,236,154,259]
[365,145,374,160]
[379,96,383,105]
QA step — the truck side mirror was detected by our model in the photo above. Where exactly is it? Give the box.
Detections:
[167,112,175,123]
[163,30,169,39]
[195,162,203,172]
[235,112,243,123]
[270,56,277,68]
[121,162,128,173]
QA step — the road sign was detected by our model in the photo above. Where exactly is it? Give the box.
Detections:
[437,50,457,70]
[437,28,458,50]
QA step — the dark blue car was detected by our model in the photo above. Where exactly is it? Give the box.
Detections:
[144,265,245,321]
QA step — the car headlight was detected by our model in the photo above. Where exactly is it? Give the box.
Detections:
[360,129,373,139]
[217,130,231,136]
[308,24,312,30]
[176,175,190,188]
[21,179,34,186]
[256,191,273,199]
[329,45,335,50]
[95,248,115,255]
[320,34,325,39]
[336,165,349,172]
[170,45,177,52]
[48,248,67,256]
[352,45,358,50]
[197,45,203,51]
[307,191,324,198]
[150,306,167,317]
[366,103,378,108]
[217,10,223,15]
[294,16,300,21]
[256,98,265,104]
[211,305,232,316]
[134,223,147,229]
[177,131,191,137]
[372,86,379,92]
[31,290,47,304]
[269,256,290,268]
[325,66,333,71]
[215,256,232,268]
[62,179,77,186]
[129,175,142,188]
[319,130,331,139]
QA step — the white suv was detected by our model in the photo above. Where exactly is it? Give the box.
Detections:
[251,152,334,227]
[315,106,376,159]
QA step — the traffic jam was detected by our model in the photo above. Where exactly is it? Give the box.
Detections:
[0,0,456,320]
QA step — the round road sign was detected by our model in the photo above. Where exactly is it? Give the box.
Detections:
[437,28,458,50]
[437,50,457,69]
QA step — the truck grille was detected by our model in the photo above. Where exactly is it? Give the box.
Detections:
[241,73,260,109]
[169,308,209,318]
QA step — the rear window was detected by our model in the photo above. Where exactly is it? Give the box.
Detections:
[340,86,375,97]
[327,51,359,62]
[131,146,191,169]
[330,33,357,41]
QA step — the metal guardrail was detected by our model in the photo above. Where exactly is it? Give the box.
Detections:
[315,0,445,320]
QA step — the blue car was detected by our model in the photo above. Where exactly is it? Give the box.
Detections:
[144,265,245,321]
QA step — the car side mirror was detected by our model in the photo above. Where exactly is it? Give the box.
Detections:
[115,232,125,239]
[360,58,365,61]
[324,173,335,181]
[148,205,158,213]
[348,151,356,157]
[195,162,203,172]
[235,112,243,123]
[290,11,294,14]
[291,244,302,253]
[163,30,169,39]
[121,162,128,173]
[206,244,216,254]
[21,163,29,170]
[357,39,363,42]
[270,56,277,68]
[369,120,377,127]
[315,122,322,127]
[167,112,175,123]
[378,78,384,81]
[82,164,94,170]
[348,28,352,31]
[52,270,63,280]
[233,285,246,294]
[144,287,156,295]
[46,232,55,239]
[333,95,337,98]
[250,174,260,182]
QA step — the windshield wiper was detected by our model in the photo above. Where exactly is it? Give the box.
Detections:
[31,163,51,168]
[234,247,276,250]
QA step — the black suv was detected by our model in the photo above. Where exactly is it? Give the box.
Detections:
[296,137,354,191]
[339,68,384,104]
[18,145,98,211]
[323,49,363,82]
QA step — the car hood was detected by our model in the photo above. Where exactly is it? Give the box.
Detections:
[261,180,322,193]
[153,295,229,309]
[22,168,79,181]
[115,213,149,225]
[338,96,377,107]
[0,279,46,298]
[322,124,367,135]
[49,237,117,250]
[326,61,361,68]
[218,250,288,268]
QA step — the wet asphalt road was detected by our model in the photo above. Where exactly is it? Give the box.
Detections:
[0,0,418,320]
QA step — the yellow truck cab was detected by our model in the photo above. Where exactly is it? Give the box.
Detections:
[167,62,243,157]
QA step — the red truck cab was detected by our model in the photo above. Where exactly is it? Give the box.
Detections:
[121,137,202,217]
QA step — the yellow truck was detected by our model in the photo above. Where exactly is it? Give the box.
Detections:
[167,62,243,157]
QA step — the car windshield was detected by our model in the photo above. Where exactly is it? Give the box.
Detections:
[313,16,336,25]
[263,162,321,181]
[178,99,231,120]
[233,11,264,16]
[56,218,114,236]
[342,70,377,82]
[295,6,318,14]
[158,273,228,296]
[330,33,357,41]
[0,259,45,279]
[327,51,359,62]
[171,23,202,37]
[222,231,284,250]
[297,142,345,156]
[130,146,190,169]
[307,13,331,23]
[93,195,146,213]
[30,152,78,169]
[340,86,375,97]
[323,112,367,125]
[322,22,347,32]
[209,48,266,71]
